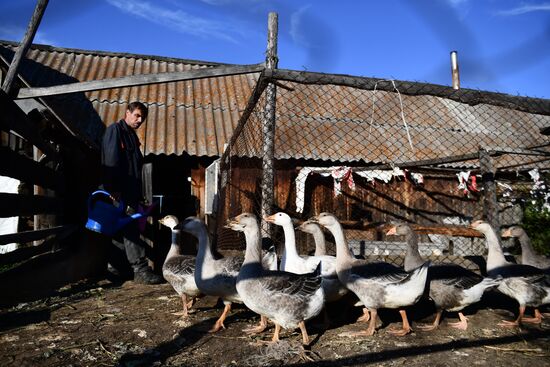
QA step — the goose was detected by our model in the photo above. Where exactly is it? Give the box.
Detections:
[297,220,327,256]
[471,220,550,326]
[386,222,500,330]
[228,212,324,345]
[265,212,347,303]
[158,215,201,317]
[297,218,370,323]
[178,216,276,333]
[501,226,550,270]
[314,212,429,336]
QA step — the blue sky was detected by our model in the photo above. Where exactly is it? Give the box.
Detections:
[1,0,549,98]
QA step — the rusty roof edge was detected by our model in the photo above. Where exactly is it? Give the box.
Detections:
[269,68,550,117]
[0,39,233,67]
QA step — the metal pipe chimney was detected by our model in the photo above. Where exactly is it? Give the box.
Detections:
[450,51,460,89]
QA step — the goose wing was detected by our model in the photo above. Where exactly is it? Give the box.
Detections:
[163,256,195,276]
[349,262,411,284]
[261,269,322,297]
[429,264,482,289]
[488,263,547,283]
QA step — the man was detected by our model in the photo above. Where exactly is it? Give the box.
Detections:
[101,101,163,284]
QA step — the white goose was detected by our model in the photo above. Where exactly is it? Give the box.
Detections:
[158,215,201,317]
[265,212,347,303]
[387,222,500,330]
[228,212,324,345]
[178,216,276,333]
[501,225,550,270]
[314,212,429,336]
[471,220,550,326]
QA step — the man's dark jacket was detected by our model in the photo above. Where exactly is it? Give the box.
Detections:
[101,120,143,207]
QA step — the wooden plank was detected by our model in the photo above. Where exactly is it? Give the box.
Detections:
[16,63,265,99]
[0,146,65,191]
[0,225,71,246]
[0,90,59,160]
[296,219,483,237]
[1,0,49,94]
[0,193,63,217]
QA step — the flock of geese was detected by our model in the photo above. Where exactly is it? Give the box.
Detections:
[157,213,550,345]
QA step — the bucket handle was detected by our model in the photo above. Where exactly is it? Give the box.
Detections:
[88,190,125,213]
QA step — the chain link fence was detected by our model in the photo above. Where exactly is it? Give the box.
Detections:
[215,70,550,271]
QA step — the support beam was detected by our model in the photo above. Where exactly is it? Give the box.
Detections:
[16,63,265,99]
[2,0,49,94]
[0,193,63,217]
[0,146,65,192]
[0,90,59,160]
[0,225,73,246]
[479,148,500,232]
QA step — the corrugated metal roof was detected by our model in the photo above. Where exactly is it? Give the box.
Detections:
[2,40,548,167]
[231,81,550,169]
[0,41,259,157]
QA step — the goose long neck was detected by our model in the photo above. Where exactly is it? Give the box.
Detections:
[517,230,536,259]
[166,229,182,260]
[483,226,507,270]
[312,229,327,256]
[242,225,262,265]
[195,226,215,262]
[282,221,299,258]
[328,221,354,262]
[404,228,424,271]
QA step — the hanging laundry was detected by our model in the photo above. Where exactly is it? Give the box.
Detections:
[331,166,355,196]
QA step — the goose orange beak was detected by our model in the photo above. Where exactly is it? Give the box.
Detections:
[264,214,276,223]
[386,226,397,236]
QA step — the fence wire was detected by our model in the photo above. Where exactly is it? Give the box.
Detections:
[216,70,550,270]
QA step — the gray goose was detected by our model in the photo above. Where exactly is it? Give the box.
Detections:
[501,226,550,270]
[387,222,500,330]
[297,218,370,323]
[314,212,429,337]
[471,220,550,326]
[228,213,324,345]
[158,215,201,317]
[178,217,276,333]
[297,219,328,256]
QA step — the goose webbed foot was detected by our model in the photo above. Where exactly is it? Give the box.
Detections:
[209,303,231,333]
[387,326,412,336]
[387,309,412,336]
[417,310,442,332]
[356,308,370,323]
[520,309,542,324]
[243,315,268,334]
[341,309,377,337]
[448,313,468,330]
[498,306,524,328]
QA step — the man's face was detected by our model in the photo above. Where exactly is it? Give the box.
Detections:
[125,108,146,129]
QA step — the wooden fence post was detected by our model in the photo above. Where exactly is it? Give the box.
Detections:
[260,12,278,238]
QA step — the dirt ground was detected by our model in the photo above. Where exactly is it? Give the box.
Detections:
[1,277,549,367]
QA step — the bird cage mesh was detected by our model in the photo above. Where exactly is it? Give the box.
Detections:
[214,70,550,271]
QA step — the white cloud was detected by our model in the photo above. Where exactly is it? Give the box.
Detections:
[497,3,550,16]
[0,25,55,45]
[105,0,241,43]
[290,5,311,48]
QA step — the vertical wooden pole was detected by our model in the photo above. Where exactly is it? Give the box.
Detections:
[479,148,500,232]
[260,12,278,238]
[2,0,49,94]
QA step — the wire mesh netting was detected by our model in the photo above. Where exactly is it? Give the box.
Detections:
[215,70,550,270]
